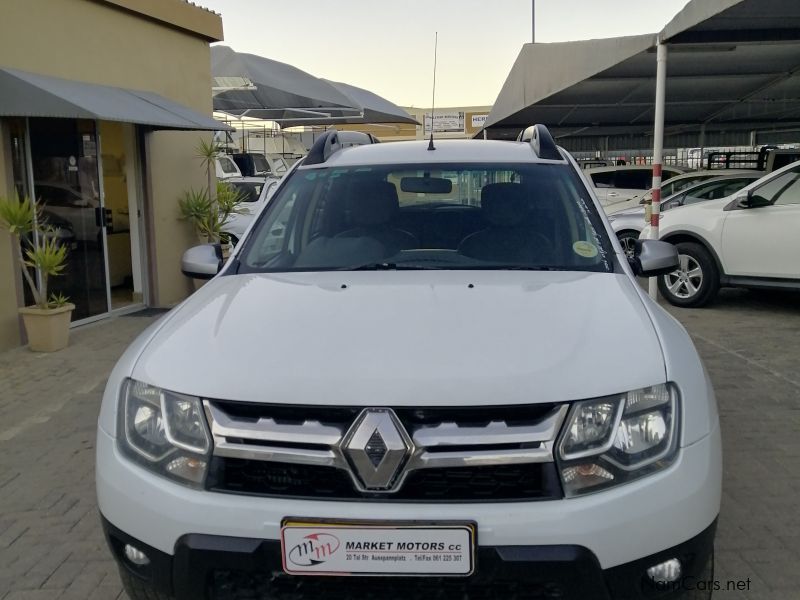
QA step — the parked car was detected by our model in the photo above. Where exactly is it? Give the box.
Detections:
[584,165,685,213]
[215,155,242,180]
[98,126,720,600]
[609,174,762,257]
[222,176,281,244]
[643,160,800,307]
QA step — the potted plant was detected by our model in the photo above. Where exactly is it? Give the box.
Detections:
[0,195,74,352]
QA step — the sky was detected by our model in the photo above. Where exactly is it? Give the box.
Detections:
[199,0,691,108]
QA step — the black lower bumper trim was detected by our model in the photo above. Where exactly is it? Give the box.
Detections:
[101,515,716,600]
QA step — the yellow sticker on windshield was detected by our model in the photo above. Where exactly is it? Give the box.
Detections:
[573,241,598,258]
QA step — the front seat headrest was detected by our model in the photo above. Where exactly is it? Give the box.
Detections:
[347,180,400,227]
[481,183,528,227]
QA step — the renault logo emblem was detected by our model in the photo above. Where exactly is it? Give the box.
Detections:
[341,408,412,491]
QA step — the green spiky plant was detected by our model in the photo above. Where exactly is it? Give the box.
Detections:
[178,182,246,244]
[196,138,223,206]
[0,194,70,309]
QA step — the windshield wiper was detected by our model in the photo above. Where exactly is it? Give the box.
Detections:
[341,262,443,271]
[453,265,570,271]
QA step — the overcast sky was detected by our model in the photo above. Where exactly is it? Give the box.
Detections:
[200,0,690,108]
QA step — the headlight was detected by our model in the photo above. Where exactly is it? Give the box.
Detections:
[118,379,211,487]
[557,384,679,497]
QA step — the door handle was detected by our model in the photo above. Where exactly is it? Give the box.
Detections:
[95,207,112,229]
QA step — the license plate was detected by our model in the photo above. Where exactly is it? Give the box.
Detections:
[281,519,475,576]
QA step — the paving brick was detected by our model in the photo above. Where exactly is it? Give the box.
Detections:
[0,291,799,598]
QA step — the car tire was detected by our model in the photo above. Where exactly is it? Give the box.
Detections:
[616,230,640,260]
[658,242,720,308]
[118,568,174,600]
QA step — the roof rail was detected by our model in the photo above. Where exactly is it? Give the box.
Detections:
[304,129,380,165]
[516,124,561,161]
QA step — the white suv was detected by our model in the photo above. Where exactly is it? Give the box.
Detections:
[645,160,800,307]
[97,126,721,600]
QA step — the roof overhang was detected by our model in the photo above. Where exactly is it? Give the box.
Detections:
[483,0,800,142]
[0,68,231,131]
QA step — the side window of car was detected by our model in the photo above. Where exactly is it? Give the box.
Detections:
[590,172,615,188]
[752,169,800,207]
[614,170,651,190]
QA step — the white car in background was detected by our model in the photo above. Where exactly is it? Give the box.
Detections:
[584,165,685,213]
[609,173,762,257]
[644,160,800,307]
[222,176,280,244]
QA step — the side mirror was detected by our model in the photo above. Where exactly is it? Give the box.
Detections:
[181,244,222,280]
[629,239,679,277]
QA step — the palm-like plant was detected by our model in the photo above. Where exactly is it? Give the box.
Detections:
[0,194,70,309]
[178,182,246,244]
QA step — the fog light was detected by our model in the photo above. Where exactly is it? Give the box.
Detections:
[647,558,681,583]
[124,543,150,566]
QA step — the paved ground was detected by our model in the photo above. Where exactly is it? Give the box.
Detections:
[0,289,798,599]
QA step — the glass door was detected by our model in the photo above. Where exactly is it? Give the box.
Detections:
[28,118,110,321]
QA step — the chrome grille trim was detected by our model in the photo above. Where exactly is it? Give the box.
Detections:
[411,406,567,448]
[204,401,569,480]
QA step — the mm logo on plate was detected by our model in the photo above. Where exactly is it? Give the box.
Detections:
[288,533,341,566]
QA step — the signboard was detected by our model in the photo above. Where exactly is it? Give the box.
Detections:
[424,112,465,134]
[471,114,489,128]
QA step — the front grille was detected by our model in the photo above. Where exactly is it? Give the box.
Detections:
[203,400,567,502]
[212,569,568,600]
[206,458,562,502]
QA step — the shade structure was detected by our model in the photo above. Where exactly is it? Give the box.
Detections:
[278,80,419,127]
[211,46,417,126]
[212,45,360,121]
[482,0,800,146]
[0,67,231,131]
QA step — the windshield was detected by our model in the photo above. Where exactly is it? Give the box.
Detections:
[238,163,613,273]
[229,181,263,203]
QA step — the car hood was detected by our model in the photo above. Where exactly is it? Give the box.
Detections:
[132,271,666,406]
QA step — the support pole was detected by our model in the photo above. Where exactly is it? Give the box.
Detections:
[648,41,668,300]
[531,0,536,43]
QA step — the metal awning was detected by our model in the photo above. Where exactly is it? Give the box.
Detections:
[483,0,800,142]
[0,67,231,131]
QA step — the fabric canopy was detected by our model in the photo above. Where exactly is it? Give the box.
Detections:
[482,0,800,142]
[211,46,417,126]
[0,67,231,131]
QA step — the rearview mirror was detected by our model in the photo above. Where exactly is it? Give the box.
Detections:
[629,239,679,277]
[181,244,222,280]
[400,177,452,194]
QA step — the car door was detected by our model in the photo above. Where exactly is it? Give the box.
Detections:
[608,169,652,206]
[721,166,800,279]
[589,170,613,204]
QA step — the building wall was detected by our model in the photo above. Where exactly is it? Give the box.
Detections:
[335,106,492,142]
[0,124,22,349]
[0,0,222,349]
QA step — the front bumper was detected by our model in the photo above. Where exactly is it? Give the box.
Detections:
[96,424,721,570]
[103,516,716,600]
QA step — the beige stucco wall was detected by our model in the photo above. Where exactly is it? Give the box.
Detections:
[0,0,222,348]
[0,125,22,350]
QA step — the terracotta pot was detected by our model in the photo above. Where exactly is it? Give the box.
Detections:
[18,303,75,352]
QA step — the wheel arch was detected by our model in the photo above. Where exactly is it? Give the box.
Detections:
[660,230,726,278]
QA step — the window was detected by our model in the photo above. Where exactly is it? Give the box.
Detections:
[239,163,613,274]
[752,168,800,206]
[590,171,615,188]
[218,157,239,174]
[253,155,271,174]
[614,170,652,190]
[229,182,263,203]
